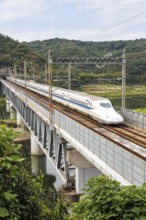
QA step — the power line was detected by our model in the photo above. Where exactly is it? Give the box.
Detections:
[48,10,145,56]
[82,10,146,40]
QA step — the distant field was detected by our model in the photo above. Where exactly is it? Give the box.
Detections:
[79,84,146,98]
[134,108,146,114]
[79,84,121,98]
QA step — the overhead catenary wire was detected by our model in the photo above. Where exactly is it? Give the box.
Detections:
[83,10,146,41]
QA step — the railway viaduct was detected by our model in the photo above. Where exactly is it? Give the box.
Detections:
[1,77,146,194]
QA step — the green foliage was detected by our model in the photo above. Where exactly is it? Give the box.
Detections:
[134,108,146,114]
[26,38,146,84]
[0,125,68,219]
[0,33,46,70]
[69,175,146,220]
[1,33,146,86]
[52,197,69,220]
[0,207,9,218]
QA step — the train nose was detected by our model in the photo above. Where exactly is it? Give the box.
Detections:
[114,114,124,123]
[105,114,124,124]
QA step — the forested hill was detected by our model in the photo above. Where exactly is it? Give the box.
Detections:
[26,38,146,76]
[26,37,146,58]
[1,33,146,78]
[0,34,45,69]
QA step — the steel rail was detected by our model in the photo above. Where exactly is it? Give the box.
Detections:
[5,80,146,161]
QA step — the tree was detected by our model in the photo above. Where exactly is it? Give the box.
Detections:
[0,125,68,219]
[0,34,46,69]
[69,175,146,220]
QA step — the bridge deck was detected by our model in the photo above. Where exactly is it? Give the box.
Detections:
[1,79,146,188]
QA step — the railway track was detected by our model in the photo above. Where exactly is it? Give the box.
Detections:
[102,124,146,149]
[6,80,146,160]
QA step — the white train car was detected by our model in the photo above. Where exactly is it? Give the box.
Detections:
[7,77,124,124]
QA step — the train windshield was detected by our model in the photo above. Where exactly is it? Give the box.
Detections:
[100,102,112,108]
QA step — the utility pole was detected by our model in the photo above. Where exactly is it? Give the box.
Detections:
[122,50,126,109]
[68,63,71,90]
[14,64,17,83]
[45,64,47,83]
[24,59,27,104]
[48,50,54,128]
[32,66,35,81]
[8,67,11,76]
[24,59,27,88]
[19,66,21,79]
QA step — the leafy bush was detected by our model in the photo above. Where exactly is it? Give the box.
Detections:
[70,175,146,220]
[0,125,68,220]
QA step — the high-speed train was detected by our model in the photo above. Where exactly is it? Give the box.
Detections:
[7,77,124,124]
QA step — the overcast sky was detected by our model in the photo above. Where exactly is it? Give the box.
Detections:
[0,0,146,42]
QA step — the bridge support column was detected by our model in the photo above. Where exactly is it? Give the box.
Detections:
[31,133,44,155]
[6,98,10,112]
[76,167,101,193]
[31,155,40,174]
[67,150,101,193]
[10,102,16,119]
[17,112,23,126]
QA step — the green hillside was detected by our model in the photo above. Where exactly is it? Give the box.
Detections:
[26,38,146,86]
[0,34,45,70]
[26,37,146,58]
[1,33,146,86]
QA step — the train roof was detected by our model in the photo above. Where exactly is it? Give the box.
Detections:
[52,86,109,102]
[8,78,110,102]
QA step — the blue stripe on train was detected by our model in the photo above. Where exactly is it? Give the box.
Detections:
[28,84,93,110]
[53,94,93,110]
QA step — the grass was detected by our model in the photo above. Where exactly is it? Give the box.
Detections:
[0,118,16,123]
[79,84,146,98]
[134,108,146,114]
[0,119,17,128]
[0,98,6,105]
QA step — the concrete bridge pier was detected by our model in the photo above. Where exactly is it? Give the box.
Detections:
[31,155,40,174]
[6,98,10,112]
[6,98,23,127]
[17,112,23,127]
[31,133,44,155]
[10,102,16,119]
[76,167,101,193]
[67,150,101,193]
[46,157,65,189]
